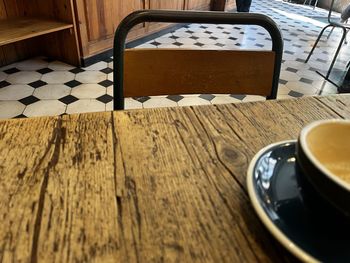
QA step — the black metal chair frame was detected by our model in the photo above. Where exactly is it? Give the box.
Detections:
[113,10,283,110]
[303,0,319,10]
[304,0,350,79]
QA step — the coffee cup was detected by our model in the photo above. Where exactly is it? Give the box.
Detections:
[296,119,350,217]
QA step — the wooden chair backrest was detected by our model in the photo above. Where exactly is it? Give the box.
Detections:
[123,48,275,98]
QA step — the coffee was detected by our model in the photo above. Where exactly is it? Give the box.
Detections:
[307,123,350,184]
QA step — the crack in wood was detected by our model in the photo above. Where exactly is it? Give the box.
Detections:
[30,117,65,263]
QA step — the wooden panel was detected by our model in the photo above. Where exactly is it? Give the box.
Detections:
[225,0,236,10]
[0,18,73,46]
[0,39,41,66]
[147,0,185,33]
[0,116,60,262]
[35,113,121,262]
[75,0,145,58]
[0,0,19,18]
[187,0,211,10]
[14,0,55,17]
[74,0,213,60]
[149,0,185,9]
[124,48,275,97]
[81,0,144,42]
[0,0,7,18]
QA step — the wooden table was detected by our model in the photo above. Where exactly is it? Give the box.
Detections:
[1,95,349,262]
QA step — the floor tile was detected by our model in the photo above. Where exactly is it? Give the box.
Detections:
[211,96,241,105]
[277,84,291,95]
[83,61,108,71]
[29,80,47,88]
[75,71,106,84]
[19,95,40,106]
[0,72,7,81]
[33,84,71,100]
[286,81,319,94]
[23,100,66,117]
[0,101,25,119]
[125,98,143,109]
[42,71,75,84]
[59,95,79,105]
[4,67,20,74]
[242,95,265,102]
[6,71,41,84]
[96,94,113,104]
[0,85,34,100]
[71,84,106,99]
[143,97,178,108]
[178,97,211,107]
[16,58,49,71]
[66,99,106,114]
[48,61,75,71]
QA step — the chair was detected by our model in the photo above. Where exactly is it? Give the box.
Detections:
[113,10,283,110]
[304,0,350,79]
[303,0,319,10]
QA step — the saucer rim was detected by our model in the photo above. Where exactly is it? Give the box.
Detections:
[246,140,319,263]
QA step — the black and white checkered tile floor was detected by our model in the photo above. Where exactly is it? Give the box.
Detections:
[0,0,347,119]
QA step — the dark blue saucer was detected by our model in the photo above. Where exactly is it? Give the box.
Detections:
[247,141,350,263]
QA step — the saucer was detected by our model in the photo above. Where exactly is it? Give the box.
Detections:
[247,140,350,263]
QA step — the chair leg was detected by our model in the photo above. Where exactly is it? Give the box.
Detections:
[346,59,350,69]
[327,27,335,39]
[325,27,347,79]
[345,28,348,44]
[305,24,333,63]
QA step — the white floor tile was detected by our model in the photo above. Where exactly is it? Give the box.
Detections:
[66,99,106,114]
[0,101,25,119]
[71,84,106,99]
[42,71,75,84]
[143,98,178,108]
[211,96,241,105]
[83,61,108,71]
[33,84,71,100]
[0,85,34,100]
[242,95,266,102]
[6,71,41,84]
[16,58,48,71]
[178,97,211,107]
[48,61,75,71]
[75,71,106,84]
[23,100,66,117]
[125,98,143,109]
[0,72,8,81]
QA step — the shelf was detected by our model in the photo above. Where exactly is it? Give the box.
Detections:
[0,17,73,46]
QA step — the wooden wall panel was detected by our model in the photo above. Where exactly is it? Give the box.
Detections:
[1,0,20,17]
[0,1,7,18]
[75,0,146,58]
[225,0,236,10]
[40,30,80,65]
[149,0,185,9]
[0,41,41,66]
[80,0,145,43]
[187,0,211,10]
[74,0,214,61]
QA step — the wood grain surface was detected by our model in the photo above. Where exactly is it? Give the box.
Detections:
[124,49,275,98]
[0,18,73,46]
[0,95,349,262]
